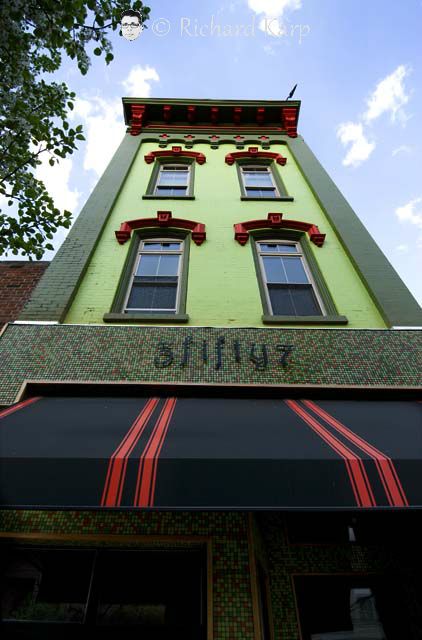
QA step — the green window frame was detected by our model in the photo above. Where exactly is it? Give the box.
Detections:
[251,230,348,325]
[143,158,196,200]
[104,229,190,323]
[236,159,293,201]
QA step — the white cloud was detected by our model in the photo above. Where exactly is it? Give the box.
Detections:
[364,65,411,124]
[336,121,375,168]
[247,0,302,35]
[395,197,422,229]
[73,96,124,177]
[121,65,160,97]
[392,144,412,157]
[35,156,81,213]
[70,64,160,177]
[395,244,409,253]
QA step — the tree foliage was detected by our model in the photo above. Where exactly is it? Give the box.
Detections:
[0,0,150,259]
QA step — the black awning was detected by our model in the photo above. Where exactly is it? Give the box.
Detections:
[0,396,421,510]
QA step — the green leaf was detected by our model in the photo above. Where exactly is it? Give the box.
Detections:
[94,47,102,56]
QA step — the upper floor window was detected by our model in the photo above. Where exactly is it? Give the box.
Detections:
[124,239,184,314]
[241,165,279,198]
[154,164,191,197]
[257,240,323,317]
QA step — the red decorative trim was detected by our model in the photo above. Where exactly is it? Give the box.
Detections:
[129,104,146,136]
[210,106,219,124]
[163,105,172,123]
[281,106,298,138]
[0,396,42,420]
[115,211,207,246]
[233,212,326,247]
[187,105,196,123]
[144,146,206,165]
[256,107,265,124]
[101,398,159,507]
[225,147,287,166]
[233,107,242,124]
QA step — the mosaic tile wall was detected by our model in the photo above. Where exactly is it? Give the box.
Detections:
[0,510,255,640]
[1,324,421,404]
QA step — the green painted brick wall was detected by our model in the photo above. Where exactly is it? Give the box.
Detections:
[64,138,386,328]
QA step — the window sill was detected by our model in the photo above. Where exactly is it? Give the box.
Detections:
[142,195,195,200]
[262,314,349,325]
[241,196,294,202]
[104,313,190,324]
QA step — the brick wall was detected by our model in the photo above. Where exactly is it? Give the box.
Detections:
[0,262,49,327]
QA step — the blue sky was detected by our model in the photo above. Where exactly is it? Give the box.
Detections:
[28,0,422,305]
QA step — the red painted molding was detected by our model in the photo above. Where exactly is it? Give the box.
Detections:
[210,106,219,124]
[115,211,206,246]
[163,105,172,123]
[233,107,242,124]
[233,212,325,247]
[144,146,206,165]
[187,105,196,123]
[225,146,287,166]
[256,107,266,124]
[129,104,146,136]
[281,106,298,138]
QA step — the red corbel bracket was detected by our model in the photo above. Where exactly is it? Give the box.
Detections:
[187,105,196,123]
[233,107,242,124]
[256,107,266,124]
[145,147,206,165]
[225,147,287,166]
[234,213,325,247]
[281,106,298,138]
[163,105,172,123]
[210,106,219,124]
[129,104,146,136]
[115,211,206,246]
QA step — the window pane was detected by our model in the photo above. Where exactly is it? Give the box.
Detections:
[245,188,277,198]
[127,283,177,310]
[259,243,297,253]
[158,170,189,186]
[95,550,204,629]
[157,254,179,276]
[155,186,188,196]
[143,242,181,251]
[283,257,309,283]
[243,170,273,187]
[295,577,388,640]
[0,549,93,623]
[136,254,160,276]
[268,286,295,315]
[263,257,286,283]
[291,285,321,315]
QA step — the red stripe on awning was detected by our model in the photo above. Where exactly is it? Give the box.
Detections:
[302,400,408,507]
[285,400,376,508]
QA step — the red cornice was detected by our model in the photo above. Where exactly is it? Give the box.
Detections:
[225,146,287,166]
[145,146,206,164]
[115,211,206,246]
[234,213,325,247]
[129,104,146,135]
[281,107,298,138]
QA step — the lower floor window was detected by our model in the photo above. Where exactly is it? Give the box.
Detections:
[125,239,184,314]
[295,576,392,640]
[1,547,207,638]
[257,240,323,316]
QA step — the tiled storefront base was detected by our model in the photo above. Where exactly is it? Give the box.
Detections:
[2,510,416,639]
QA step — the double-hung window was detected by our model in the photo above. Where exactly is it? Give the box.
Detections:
[154,164,190,197]
[124,239,184,314]
[240,165,279,198]
[257,240,323,317]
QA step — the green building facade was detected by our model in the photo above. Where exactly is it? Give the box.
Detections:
[1,98,421,639]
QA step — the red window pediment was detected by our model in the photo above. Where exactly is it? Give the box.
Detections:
[225,147,287,166]
[234,213,325,247]
[115,211,206,246]
[145,147,206,165]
